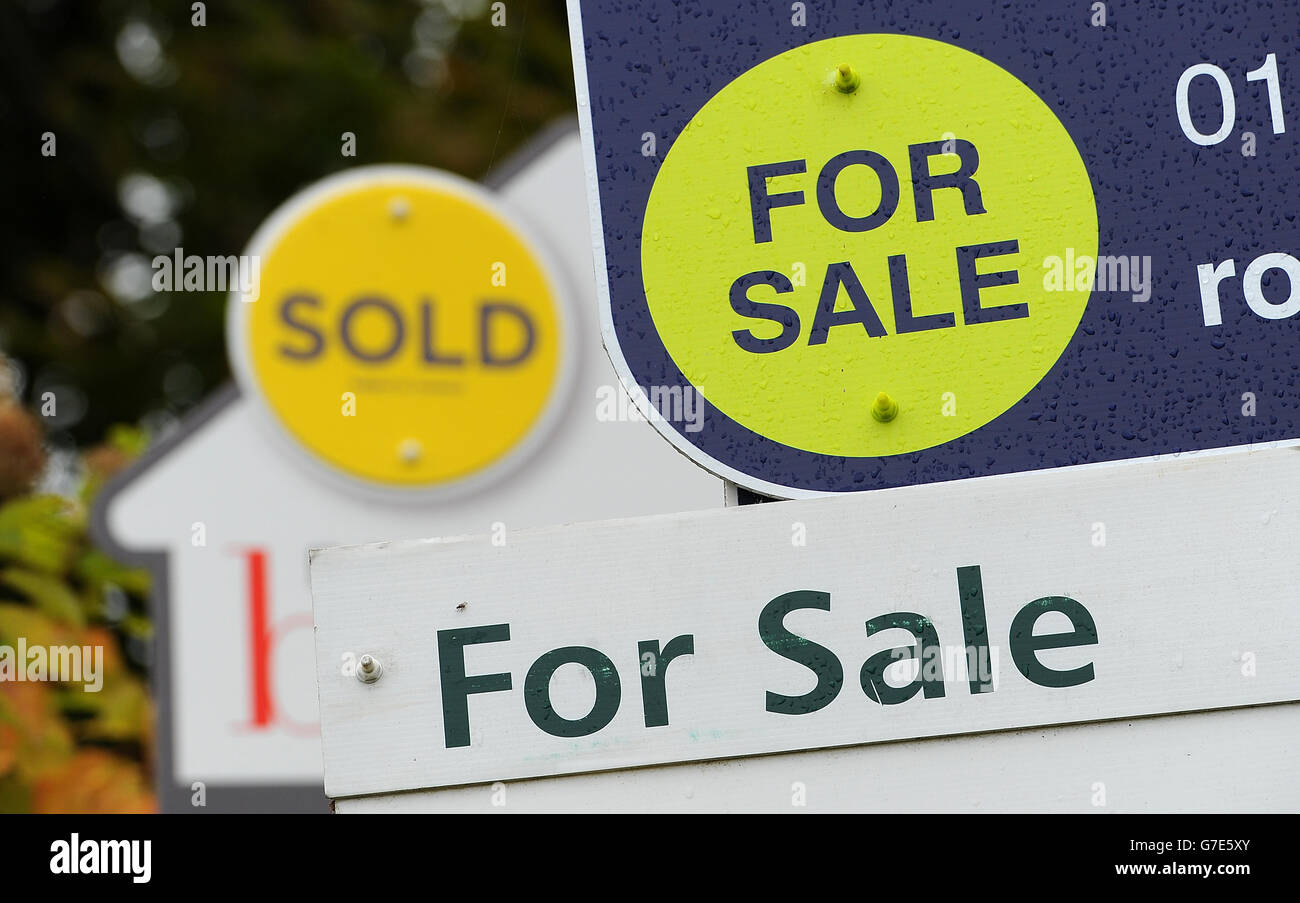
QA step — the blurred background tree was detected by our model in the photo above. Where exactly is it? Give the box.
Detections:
[0,0,576,811]
[0,0,575,450]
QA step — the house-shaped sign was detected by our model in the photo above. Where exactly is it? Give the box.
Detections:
[91,124,721,812]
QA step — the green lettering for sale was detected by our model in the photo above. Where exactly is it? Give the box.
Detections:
[759,590,845,715]
[524,646,622,738]
[957,565,994,694]
[1009,596,1099,688]
[762,566,1098,713]
[437,625,513,749]
[638,635,695,728]
[860,612,945,705]
[436,628,695,748]
[432,566,1097,747]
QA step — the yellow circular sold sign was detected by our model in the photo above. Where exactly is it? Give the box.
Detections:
[227,166,573,495]
[641,34,1097,459]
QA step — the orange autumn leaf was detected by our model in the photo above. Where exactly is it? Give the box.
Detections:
[0,680,74,781]
[29,749,155,814]
[80,625,125,677]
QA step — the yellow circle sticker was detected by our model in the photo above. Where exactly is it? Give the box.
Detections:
[228,166,572,494]
[641,34,1097,458]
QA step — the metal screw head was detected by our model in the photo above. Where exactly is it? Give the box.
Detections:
[357,653,383,684]
[398,437,422,464]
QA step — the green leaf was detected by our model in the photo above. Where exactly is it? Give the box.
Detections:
[0,773,32,813]
[106,424,148,458]
[57,678,151,742]
[0,604,72,647]
[0,569,85,627]
[75,549,150,596]
[0,496,80,575]
[120,613,153,641]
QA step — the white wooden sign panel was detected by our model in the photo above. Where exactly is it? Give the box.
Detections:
[334,702,1300,813]
[312,443,1300,801]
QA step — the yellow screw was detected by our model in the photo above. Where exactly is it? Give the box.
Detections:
[871,391,899,423]
[834,63,860,94]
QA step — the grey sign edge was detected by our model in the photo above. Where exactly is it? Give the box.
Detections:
[87,118,582,814]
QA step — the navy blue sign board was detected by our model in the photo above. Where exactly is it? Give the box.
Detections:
[567,0,1300,498]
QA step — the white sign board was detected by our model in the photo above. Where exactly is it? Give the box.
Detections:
[91,125,722,812]
[313,444,1300,807]
[331,703,1298,813]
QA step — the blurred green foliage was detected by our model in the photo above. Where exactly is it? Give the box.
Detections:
[0,0,575,445]
[0,415,154,813]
